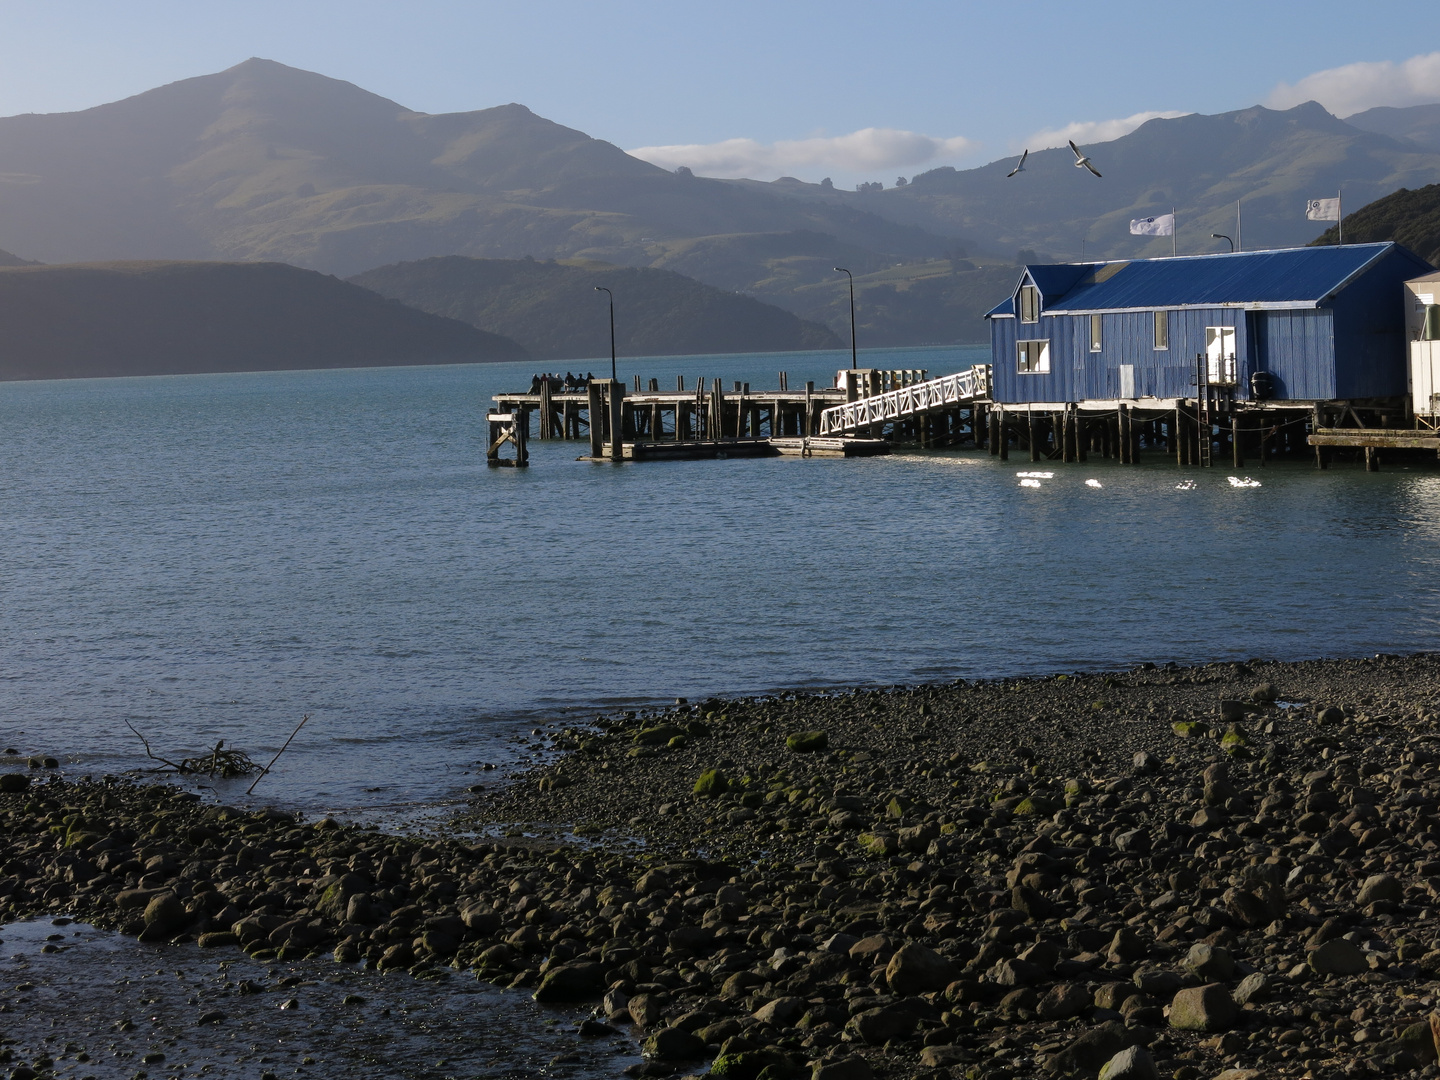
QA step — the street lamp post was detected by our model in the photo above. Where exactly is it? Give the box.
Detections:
[1211,233,1234,252]
[593,286,616,381]
[834,267,856,370]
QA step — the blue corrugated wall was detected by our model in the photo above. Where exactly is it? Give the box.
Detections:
[991,307,1245,403]
[1250,310,1336,400]
[989,245,1434,404]
[1328,246,1424,398]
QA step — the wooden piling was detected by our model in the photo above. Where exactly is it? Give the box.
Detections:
[608,380,624,461]
[587,381,604,457]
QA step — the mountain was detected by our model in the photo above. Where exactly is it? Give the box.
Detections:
[1307,183,1440,263]
[0,247,38,266]
[0,261,525,381]
[349,256,840,360]
[737,102,1440,262]
[0,58,944,277]
[1346,103,1440,153]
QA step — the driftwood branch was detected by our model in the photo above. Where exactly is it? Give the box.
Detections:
[124,721,260,778]
[246,714,311,795]
[123,719,187,772]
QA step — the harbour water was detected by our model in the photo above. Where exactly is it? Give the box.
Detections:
[2,343,1440,818]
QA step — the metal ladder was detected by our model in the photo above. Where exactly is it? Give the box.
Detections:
[1195,351,1213,468]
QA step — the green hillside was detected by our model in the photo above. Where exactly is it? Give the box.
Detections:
[0,261,526,380]
[1308,183,1440,263]
[349,256,840,360]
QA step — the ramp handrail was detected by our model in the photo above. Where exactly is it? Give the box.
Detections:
[818,364,991,435]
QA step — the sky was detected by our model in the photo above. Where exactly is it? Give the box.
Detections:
[2,0,1440,188]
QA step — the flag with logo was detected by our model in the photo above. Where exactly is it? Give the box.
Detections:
[1129,213,1174,236]
[1306,198,1341,221]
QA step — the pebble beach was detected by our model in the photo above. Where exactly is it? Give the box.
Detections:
[5,653,1440,1080]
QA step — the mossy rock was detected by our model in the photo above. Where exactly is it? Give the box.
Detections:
[1172,721,1209,738]
[1013,796,1055,816]
[886,796,911,818]
[709,1049,795,1080]
[859,832,899,856]
[634,724,685,746]
[1398,1021,1438,1062]
[667,735,688,749]
[1220,724,1248,750]
[785,731,828,753]
[693,769,731,797]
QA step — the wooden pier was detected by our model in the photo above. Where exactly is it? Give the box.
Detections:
[492,369,966,462]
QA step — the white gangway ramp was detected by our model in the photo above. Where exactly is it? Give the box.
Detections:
[818,364,991,435]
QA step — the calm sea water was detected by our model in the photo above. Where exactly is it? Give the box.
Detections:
[2,343,1439,816]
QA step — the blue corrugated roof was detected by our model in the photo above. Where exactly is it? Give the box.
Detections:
[985,242,1427,317]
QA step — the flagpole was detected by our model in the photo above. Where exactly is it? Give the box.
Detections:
[1172,207,1176,258]
[1236,200,1242,252]
[1337,189,1343,246]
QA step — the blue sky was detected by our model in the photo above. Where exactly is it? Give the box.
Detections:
[3,0,1439,187]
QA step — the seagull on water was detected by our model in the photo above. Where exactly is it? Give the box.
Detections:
[1006,149,1028,178]
[1069,140,1102,177]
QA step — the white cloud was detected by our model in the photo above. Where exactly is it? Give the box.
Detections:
[1267,51,1440,117]
[627,127,974,180]
[1022,110,1190,152]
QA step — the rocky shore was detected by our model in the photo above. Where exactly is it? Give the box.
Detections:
[7,653,1440,1080]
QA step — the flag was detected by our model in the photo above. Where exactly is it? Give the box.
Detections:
[1129,213,1174,236]
[1306,198,1341,221]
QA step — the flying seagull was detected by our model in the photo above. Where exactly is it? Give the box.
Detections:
[1069,140,1102,177]
[1006,149,1028,178]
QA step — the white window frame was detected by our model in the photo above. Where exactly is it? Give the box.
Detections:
[1018,285,1040,323]
[1154,310,1169,351]
[1089,314,1102,352]
[1017,339,1050,374]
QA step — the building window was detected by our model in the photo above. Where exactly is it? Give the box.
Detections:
[1017,339,1050,374]
[1090,314,1102,352]
[1153,310,1169,350]
[1018,285,1040,323]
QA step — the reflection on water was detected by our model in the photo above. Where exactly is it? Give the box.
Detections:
[0,916,640,1079]
[1,345,1439,813]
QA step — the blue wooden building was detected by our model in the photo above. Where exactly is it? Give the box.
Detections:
[985,242,1434,406]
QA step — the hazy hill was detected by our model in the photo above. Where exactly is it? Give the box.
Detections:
[1347,103,1440,152]
[1307,183,1440,263]
[349,256,840,360]
[0,261,526,381]
[725,102,1440,262]
[0,58,944,277]
[0,247,36,267]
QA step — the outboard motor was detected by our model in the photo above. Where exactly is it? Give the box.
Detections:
[1250,370,1275,401]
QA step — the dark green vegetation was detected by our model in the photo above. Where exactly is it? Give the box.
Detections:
[5,60,1440,347]
[349,256,839,360]
[0,261,525,381]
[8,655,1440,1078]
[1309,183,1440,264]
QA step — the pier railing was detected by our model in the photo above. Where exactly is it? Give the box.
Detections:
[819,364,991,435]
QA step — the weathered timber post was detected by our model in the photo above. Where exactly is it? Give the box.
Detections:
[805,381,815,436]
[1312,404,1326,469]
[607,380,625,461]
[1174,407,1184,466]
[999,412,1009,461]
[1232,417,1244,468]
[587,381,604,457]
[538,378,552,440]
[1076,408,1087,463]
[1028,411,1039,462]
